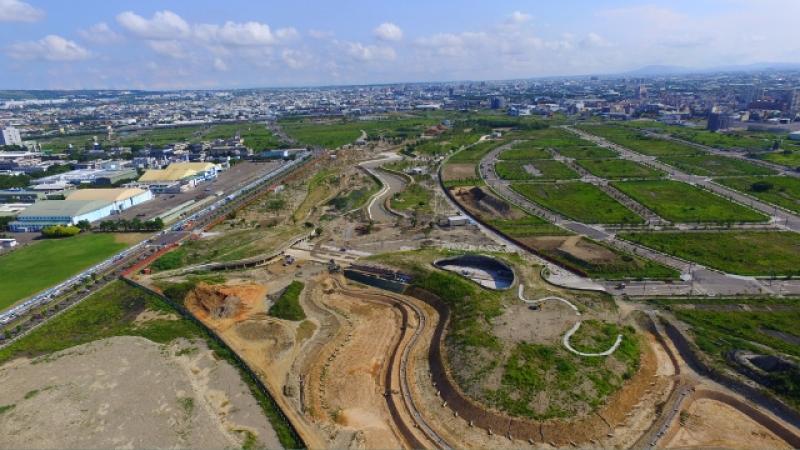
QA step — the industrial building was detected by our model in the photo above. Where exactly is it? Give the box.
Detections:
[0,127,22,146]
[0,189,46,204]
[138,162,220,193]
[8,188,152,232]
[65,188,153,212]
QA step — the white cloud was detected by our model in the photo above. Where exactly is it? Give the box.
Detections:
[508,11,531,24]
[213,57,228,71]
[0,0,44,22]
[116,10,190,40]
[282,49,311,69]
[195,21,276,46]
[373,22,403,42]
[308,29,333,39]
[580,32,610,49]
[78,22,123,44]
[148,40,186,59]
[275,27,299,41]
[345,42,396,61]
[7,35,91,61]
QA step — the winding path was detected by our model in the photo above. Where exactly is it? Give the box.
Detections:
[359,153,409,222]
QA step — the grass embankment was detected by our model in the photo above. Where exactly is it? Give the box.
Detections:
[612,180,769,223]
[575,159,664,179]
[268,281,306,321]
[0,233,128,311]
[714,176,800,214]
[0,280,301,448]
[496,160,580,181]
[670,299,800,409]
[293,169,338,222]
[511,182,643,224]
[391,183,433,213]
[619,231,800,276]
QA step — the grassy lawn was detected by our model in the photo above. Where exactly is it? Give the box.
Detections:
[268,281,306,321]
[576,159,664,179]
[556,145,618,159]
[0,280,302,448]
[496,160,580,180]
[408,131,483,156]
[0,234,128,311]
[762,149,800,170]
[612,179,768,223]
[672,305,800,408]
[498,141,552,160]
[511,182,643,224]
[714,176,800,214]
[658,155,776,176]
[578,125,703,156]
[448,139,505,163]
[391,183,432,213]
[619,231,800,276]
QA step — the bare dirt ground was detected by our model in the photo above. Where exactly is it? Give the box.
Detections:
[0,335,281,449]
[451,185,529,220]
[664,398,792,449]
[442,163,479,181]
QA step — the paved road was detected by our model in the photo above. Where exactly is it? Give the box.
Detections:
[360,154,408,222]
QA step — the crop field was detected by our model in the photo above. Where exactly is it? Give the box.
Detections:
[511,182,643,224]
[612,180,769,223]
[0,233,128,311]
[495,159,580,180]
[498,141,553,160]
[280,116,438,148]
[576,158,664,179]
[670,301,800,408]
[715,176,800,214]
[619,231,800,276]
[658,155,776,177]
[578,124,703,156]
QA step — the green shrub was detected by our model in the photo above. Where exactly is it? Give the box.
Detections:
[268,281,306,321]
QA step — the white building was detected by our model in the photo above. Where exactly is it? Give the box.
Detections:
[0,127,22,146]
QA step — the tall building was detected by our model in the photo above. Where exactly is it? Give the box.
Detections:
[707,108,731,132]
[490,96,507,110]
[0,127,22,146]
[788,88,800,116]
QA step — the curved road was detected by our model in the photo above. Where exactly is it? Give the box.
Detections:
[360,154,409,222]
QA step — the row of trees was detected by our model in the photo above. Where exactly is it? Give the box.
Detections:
[96,217,164,232]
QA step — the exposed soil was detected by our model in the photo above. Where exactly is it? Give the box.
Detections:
[519,235,617,264]
[451,185,528,220]
[442,163,479,181]
[0,336,281,449]
[664,398,792,449]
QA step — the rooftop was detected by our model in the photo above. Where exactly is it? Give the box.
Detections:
[66,188,148,202]
[18,200,112,218]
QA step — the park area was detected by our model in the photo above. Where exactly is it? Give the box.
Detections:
[612,179,768,223]
[619,231,800,276]
[576,158,664,179]
[511,181,643,224]
[658,155,776,177]
[0,233,131,311]
[715,176,800,214]
[495,159,579,180]
[578,124,703,156]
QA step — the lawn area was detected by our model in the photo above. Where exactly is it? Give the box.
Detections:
[714,176,800,214]
[576,159,664,179]
[612,180,769,223]
[407,131,483,156]
[498,141,552,160]
[658,155,776,176]
[448,139,505,163]
[762,149,800,170]
[672,304,800,408]
[0,280,302,448]
[511,182,643,224]
[496,160,580,180]
[268,281,306,321]
[0,233,128,311]
[578,124,703,156]
[555,145,618,159]
[391,183,432,213]
[619,231,800,276]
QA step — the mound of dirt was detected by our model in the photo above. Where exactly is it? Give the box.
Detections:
[450,186,526,220]
[186,283,266,323]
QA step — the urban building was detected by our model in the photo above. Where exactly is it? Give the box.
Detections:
[9,200,116,232]
[0,127,22,146]
[65,188,153,212]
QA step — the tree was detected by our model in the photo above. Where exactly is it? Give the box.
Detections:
[750,181,773,192]
[76,220,91,231]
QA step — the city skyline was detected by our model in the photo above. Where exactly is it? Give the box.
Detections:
[1,0,800,90]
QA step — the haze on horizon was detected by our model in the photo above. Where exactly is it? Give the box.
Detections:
[1,0,799,90]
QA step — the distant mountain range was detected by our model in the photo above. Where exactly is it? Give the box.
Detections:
[619,62,800,77]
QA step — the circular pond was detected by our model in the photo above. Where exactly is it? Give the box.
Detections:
[433,254,515,290]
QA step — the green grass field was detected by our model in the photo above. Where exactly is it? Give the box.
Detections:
[408,131,483,156]
[658,155,776,176]
[576,159,664,179]
[391,183,433,213]
[619,231,800,276]
[555,144,618,159]
[448,139,505,163]
[612,180,769,223]
[496,160,580,180]
[714,176,800,214]
[511,182,643,224]
[578,125,703,156]
[762,149,800,170]
[268,281,306,321]
[498,141,552,160]
[280,116,438,148]
[0,234,128,311]
[486,215,568,237]
[203,122,281,150]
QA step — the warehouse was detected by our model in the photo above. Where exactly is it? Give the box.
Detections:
[9,200,116,232]
[65,188,153,212]
[138,162,219,193]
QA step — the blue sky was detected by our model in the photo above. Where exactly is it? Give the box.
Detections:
[0,0,798,89]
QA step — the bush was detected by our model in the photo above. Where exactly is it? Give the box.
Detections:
[268,281,306,321]
[41,225,81,238]
[750,181,773,192]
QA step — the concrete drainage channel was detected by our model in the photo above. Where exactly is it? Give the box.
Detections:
[518,285,623,357]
